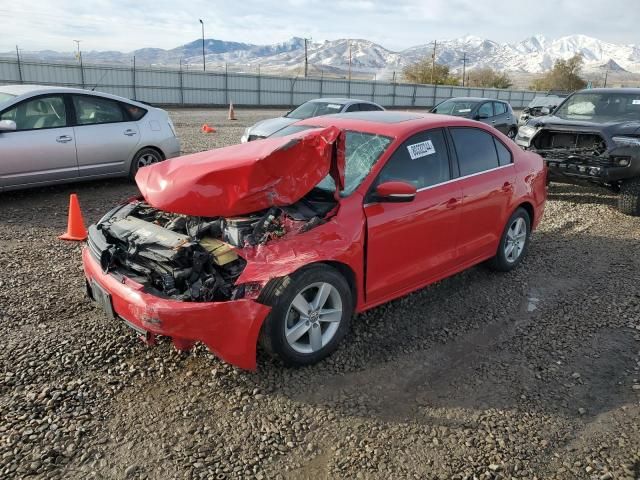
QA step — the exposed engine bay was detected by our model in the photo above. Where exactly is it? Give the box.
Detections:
[531,130,608,161]
[88,189,336,302]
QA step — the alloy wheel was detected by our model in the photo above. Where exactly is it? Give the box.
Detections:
[284,282,343,354]
[504,217,527,263]
[137,152,160,169]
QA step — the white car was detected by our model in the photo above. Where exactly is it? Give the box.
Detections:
[0,85,180,191]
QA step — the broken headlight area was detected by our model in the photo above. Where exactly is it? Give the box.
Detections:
[530,130,620,168]
[89,190,336,303]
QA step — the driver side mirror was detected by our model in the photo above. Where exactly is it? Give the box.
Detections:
[540,106,551,115]
[375,181,417,203]
[475,112,489,120]
[0,119,16,132]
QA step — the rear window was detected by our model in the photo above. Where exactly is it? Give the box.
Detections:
[123,103,147,121]
[450,127,500,176]
[0,92,16,105]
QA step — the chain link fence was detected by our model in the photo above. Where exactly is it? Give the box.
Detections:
[0,57,539,109]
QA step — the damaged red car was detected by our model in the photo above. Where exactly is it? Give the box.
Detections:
[83,112,546,370]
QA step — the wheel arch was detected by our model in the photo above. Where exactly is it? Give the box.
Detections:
[257,260,358,308]
[515,200,534,226]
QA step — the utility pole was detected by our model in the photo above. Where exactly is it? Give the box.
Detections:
[304,38,308,78]
[15,45,23,84]
[199,19,205,71]
[603,67,609,88]
[74,40,85,89]
[461,52,467,87]
[73,40,81,62]
[430,40,437,85]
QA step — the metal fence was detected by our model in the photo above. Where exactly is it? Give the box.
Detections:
[0,57,539,109]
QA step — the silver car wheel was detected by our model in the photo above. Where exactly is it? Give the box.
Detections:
[137,152,161,169]
[504,217,527,263]
[284,282,343,354]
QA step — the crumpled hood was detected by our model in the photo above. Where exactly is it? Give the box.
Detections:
[136,126,345,217]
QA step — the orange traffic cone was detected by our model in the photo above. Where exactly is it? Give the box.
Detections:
[59,194,88,241]
[228,102,236,120]
[201,124,216,133]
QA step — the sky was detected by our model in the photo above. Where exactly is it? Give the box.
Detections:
[1,0,639,53]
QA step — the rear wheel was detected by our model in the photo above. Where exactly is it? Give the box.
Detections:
[507,128,517,140]
[618,177,640,216]
[488,208,531,272]
[259,265,352,367]
[129,147,163,180]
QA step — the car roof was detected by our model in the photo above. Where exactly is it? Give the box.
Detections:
[575,87,640,94]
[442,97,506,103]
[307,97,379,105]
[0,84,148,107]
[294,111,487,136]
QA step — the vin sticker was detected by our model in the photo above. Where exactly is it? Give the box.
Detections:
[407,140,436,159]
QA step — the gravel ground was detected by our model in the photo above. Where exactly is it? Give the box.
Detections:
[1,108,639,480]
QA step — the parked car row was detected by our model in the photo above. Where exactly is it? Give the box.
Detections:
[4,82,638,371]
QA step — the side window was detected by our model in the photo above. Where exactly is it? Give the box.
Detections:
[360,103,383,112]
[122,103,147,121]
[376,128,450,190]
[493,102,507,115]
[450,127,500,176]
[345,103,361,112]
[72,95,125,125]
[0,95,67,131]
[478,102,493,118]
[494,138,513,166]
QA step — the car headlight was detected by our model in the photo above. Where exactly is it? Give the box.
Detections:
[241,127,251,143]
[612,136,640,147]
[518,125,537,138]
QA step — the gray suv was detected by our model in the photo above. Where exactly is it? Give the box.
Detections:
[431,97,518,139]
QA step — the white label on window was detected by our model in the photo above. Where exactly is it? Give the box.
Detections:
[327,104,342,109]
[407,140,436,159]
[458,108,472,113]
[632,99,640,105]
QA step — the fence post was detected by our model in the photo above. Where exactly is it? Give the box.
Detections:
[371,80,375,102]
[79,53,85,89]
[347,77,351,98]
[392,81,397,108]
[257,68,261,107]
[432,84,437,109]
[319,72,324,97]
[132,56,137,101]
[15,46,23,84]
[507,89,512,105]
[224,63,229,105]
[411,83,417,107]
[179,59,184,105]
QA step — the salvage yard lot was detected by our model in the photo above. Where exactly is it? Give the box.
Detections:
[1,108,639,480]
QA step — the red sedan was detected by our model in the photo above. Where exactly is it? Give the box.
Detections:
[83,112,546,370]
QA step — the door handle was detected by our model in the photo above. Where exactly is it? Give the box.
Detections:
[56,135,72,143]
[491,120,496,123]
[446,197,458,208]
[124,129,137,136]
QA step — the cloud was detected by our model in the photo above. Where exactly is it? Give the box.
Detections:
[1,0,638,53]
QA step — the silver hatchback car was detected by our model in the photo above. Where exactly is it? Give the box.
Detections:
[0,85,180,192]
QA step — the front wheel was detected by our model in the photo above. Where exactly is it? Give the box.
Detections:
[129,147,164,180]
[618,177,640,216]
[259,265,353,367]
[488,208,531,272]
[507,128,517,140]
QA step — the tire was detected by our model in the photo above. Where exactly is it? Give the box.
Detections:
[129,147,164,180]
[618,177,640,216]
[507,128,517,140]
[487,207,531,272]
[259,265,353,367]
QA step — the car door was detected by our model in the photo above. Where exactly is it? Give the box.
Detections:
[364,128,462,304]
[0,94,78,189]
[448,127,516,264]
[71,94,141,177]
[492,101,509,134]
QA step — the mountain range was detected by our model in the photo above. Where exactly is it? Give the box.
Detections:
[8,34,640,81]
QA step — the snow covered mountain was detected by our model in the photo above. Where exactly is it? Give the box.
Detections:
[9,34,640,79]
